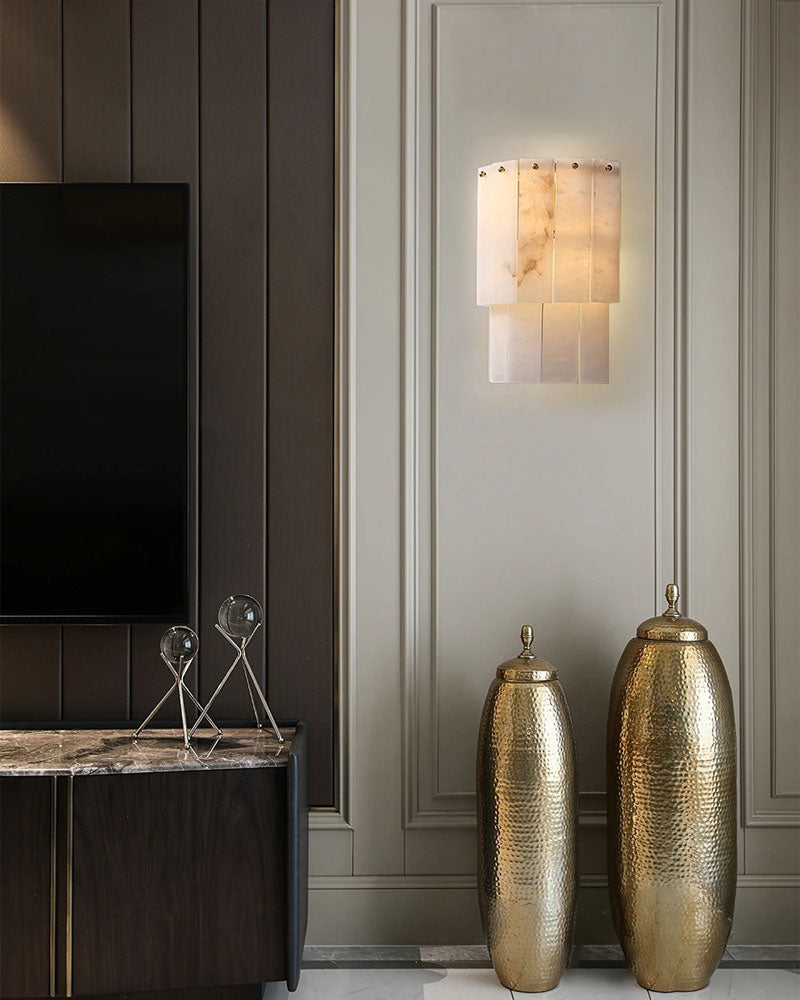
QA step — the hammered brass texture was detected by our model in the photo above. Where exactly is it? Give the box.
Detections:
[607,592,737,994]
[477,634,577,993]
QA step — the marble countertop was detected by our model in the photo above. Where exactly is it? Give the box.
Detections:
[0,727,295,776]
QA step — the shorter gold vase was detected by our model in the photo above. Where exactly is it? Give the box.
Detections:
[477,626,577,992]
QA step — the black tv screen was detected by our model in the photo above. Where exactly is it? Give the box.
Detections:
[0,184,189,623]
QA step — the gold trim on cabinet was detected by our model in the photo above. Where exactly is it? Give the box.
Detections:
[49,777,57,998]
[65,775,74,997]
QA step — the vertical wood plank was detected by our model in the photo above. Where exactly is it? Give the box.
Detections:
[0,627,60,719]
[62,0,130,181]
[60,0,131,717]
[267,0,335,806]
[0,0,62,717]
[130,0,199,716]
[0,777,52,997]
[199,0,267,716]
[62,627,129,719]
[0,0,61,180]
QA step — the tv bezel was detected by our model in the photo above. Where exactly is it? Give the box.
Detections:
[0,181,192,625]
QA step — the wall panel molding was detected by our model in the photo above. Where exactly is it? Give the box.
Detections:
[739,0,800,827]
[317,0,793,942]
[267,0,336,807]
[401,0,684,829]
[332,0,356,832]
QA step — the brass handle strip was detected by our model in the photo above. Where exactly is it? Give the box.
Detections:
[49,777,57,998]
[65,775,74,998]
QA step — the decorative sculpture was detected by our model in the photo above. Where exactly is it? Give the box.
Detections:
[190,595,283,743]
[132,626,221,749]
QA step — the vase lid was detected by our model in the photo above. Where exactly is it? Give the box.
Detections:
[636,584,708,641]
[496,625,557,681]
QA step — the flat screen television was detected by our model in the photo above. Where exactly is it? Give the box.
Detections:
[0,183,189,623]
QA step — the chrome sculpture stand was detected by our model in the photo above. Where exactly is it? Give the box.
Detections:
[189,622,283,742]
[133,651,221,750]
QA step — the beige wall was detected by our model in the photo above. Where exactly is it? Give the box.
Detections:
[309,0,799,944]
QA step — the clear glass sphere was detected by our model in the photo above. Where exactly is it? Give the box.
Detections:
[160,626,199,666]
[217,594,263,640]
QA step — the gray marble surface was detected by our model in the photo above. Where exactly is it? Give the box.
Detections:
[0,727,294,776]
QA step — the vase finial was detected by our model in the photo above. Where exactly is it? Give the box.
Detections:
[664,583,680,618]
[520,625,535,657]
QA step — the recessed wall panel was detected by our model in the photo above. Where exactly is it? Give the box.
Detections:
[432,1,659,803]
[771,1,800,798]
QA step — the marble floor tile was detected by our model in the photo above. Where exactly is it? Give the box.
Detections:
[511,969,646,997]
[265,968,647,999]
[424,969,511,997]
[652,968,800,998]
[263,969,449,1000]
[266,968,796,999]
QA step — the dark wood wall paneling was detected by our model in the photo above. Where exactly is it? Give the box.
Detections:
[267,0,336,814]
[0,0,63,721]
[0,0,335,805]
[198,0,267,718]
[130,0,201,716]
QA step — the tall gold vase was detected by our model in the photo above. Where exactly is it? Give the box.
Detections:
[477,626,577,993]
[607,584,737,992]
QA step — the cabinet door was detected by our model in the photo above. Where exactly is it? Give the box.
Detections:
[71,768,287,995]
[0,778,52,998]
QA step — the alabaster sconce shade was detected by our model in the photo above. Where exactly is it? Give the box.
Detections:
[477,158,620,383]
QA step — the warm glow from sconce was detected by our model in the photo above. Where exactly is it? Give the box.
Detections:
[477,158,620,383]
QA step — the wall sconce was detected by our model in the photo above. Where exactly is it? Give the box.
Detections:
[477,158,620,383]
